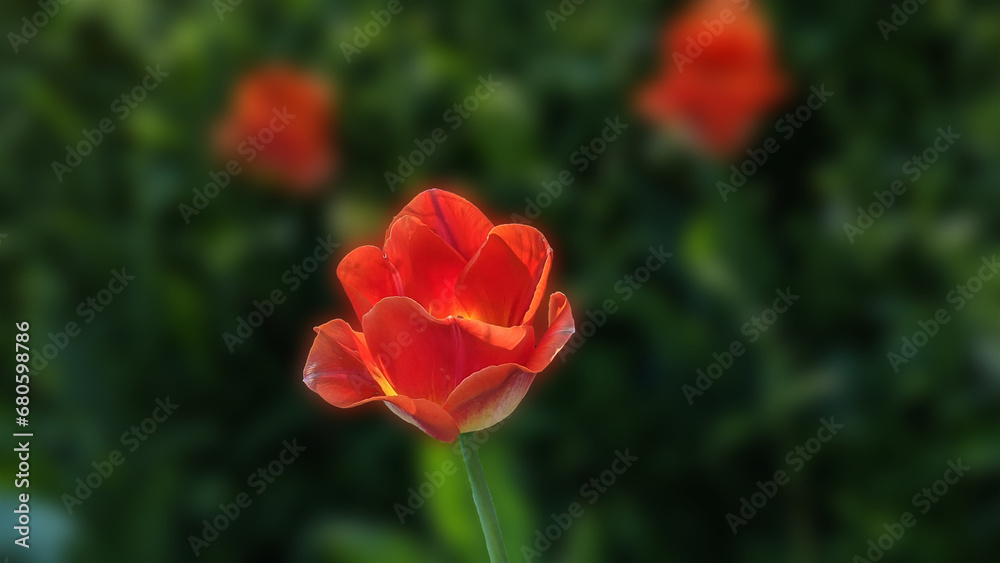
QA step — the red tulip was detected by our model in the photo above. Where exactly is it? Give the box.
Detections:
[636,0,789,156]
[303,189,576,442]
[214,65,335,192]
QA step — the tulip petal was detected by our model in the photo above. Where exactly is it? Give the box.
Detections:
[441,292,575,433]
[362,297,534,404]
[384,215,468,318]
[303,319,391,405]
[216,66,335,191]
[454,316,535,384]
[443,364,535,433]
[337,246,403,321]
[641,68,786,156]
[389,189,494,260]
[492,224,553,325]
[525,292,576,372]
[456,225,552,326]
[638,0,787,157]
[379,395,461,442]
[303,319,460,442]
[362,297,456,404]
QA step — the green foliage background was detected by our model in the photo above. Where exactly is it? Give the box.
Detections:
[1,0,998,562]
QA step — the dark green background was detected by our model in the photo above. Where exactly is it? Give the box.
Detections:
[1,0,998,561]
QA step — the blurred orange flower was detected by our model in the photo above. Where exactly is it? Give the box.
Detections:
[636,0,789,157]
[303,189,575,442]
[214,65,335,192]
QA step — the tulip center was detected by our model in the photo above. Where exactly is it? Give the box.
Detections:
[370,371,398,397]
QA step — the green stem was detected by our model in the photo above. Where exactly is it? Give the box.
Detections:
[459,432,509,563]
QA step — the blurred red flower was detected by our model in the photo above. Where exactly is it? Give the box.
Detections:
[303,189,575,442]
[214,65,335,192]
[636,0,789,156]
